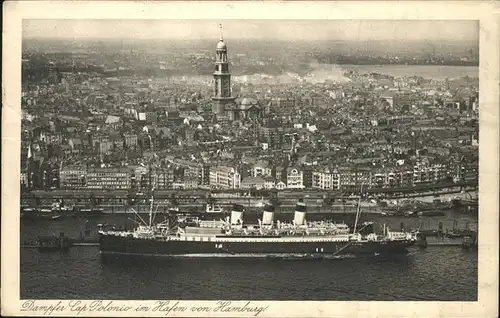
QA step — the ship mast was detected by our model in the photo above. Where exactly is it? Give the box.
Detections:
[149,185,155,227]
[147,142,158,228]
[353,184,364,234]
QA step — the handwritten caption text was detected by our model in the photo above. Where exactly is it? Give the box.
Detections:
[21,300,269,316]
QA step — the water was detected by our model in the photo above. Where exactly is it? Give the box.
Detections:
[153,64,479,85]
[339,64,478,80]
[21,213,477,300]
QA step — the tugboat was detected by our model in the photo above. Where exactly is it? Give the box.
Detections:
[37,233,70,252]
[20,207,36,220]
[99,185,417,258]
[446,219,476,238]
[461,235,477,250]
[21,207,62,221]
[49,201,75,218]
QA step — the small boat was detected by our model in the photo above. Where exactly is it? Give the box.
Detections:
[404,211,416,217]
[20,207,36,219]
[97,223,124,232]
[446,229,476,238]
[167,206,180,214]
[380,211,405,217]
[445,232,463,239]
[21,207,62,221]
[76,207,104,217]
[446,219,476,238]
[205,204,223,213]
[417,210,445,217]
[416,229,439,236]
[253,197,269,208]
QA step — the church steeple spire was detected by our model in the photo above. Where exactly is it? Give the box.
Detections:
[212,24,235,116]
[216,23,227,52]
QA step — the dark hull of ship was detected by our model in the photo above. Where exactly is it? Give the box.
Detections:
[99,235,414,258]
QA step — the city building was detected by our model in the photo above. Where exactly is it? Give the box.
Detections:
[124,134,138,149]
[261,128,284,149]
[227,98,264,121]
[59,165,87,189]
[312,167,334,190]
[240,176,266,190]
[253,160,272,178]
[39,132,63,145]
[209,165,241,189]
[47,61,62,85]
[169,158,206,186]
[263,177,276,189]
[302,167,313,189]
[275,181,286,190]
[286,167,304,189]
[19,28,479,201]
[336,166,372,192]
[86,167,131,190]
[150,167,174,190]
[412,160,444,184]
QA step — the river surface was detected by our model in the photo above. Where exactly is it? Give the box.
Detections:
[339,64,478,80]
[21,211,477,300]
[161,64,479,85]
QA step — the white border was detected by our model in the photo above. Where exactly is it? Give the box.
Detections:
[2,1,499,317]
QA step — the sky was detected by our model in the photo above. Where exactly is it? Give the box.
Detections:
[23,20,478,42]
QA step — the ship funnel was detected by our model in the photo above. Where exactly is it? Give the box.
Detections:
[230,204,244,225]
[262,204,275,225]
[293,199,307,226]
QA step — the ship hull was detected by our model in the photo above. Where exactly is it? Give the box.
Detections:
[99,234,414,258]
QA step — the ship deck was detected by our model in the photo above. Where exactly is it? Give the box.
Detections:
[153,234,369,243]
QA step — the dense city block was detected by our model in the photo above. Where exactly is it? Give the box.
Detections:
[21,37,479,205]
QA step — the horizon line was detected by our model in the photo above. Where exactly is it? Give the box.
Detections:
[22,36,479,43]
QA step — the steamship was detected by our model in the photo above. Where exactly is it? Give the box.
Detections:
[98,188,417,258]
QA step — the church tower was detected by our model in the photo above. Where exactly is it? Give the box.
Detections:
[212,24,236,115]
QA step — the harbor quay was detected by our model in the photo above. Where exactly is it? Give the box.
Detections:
[23,181,477,202]
[21,184,477,214]
[109,189,476,214]
[88,203,380,214]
